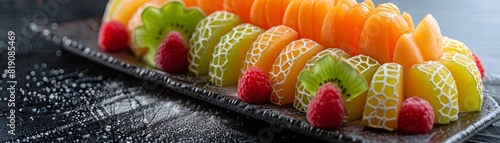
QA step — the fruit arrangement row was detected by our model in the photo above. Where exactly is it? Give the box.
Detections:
[98,0,486,134]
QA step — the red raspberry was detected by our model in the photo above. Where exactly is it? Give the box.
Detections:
[398,96,434,134]
[98,20,129,52]
[307,83,345,129]
[237,67,272,103]
[155,31,188,73]
[472,53,485,80]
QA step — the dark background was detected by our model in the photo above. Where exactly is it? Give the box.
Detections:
[0,0,499,142]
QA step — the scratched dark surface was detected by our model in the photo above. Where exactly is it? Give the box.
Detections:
[1,0,500,142]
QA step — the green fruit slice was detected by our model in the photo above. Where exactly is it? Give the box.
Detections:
[294,48,350,112]
[208,24,264,86]
[134,1,205,67]
[439,51,483,112]
[188,11,242,77]
[405,61,459,124]
[298,55,368,106]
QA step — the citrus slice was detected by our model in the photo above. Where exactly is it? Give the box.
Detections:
[358,3,412,64]
[336,0,375,56]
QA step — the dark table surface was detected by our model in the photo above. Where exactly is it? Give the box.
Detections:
[0,0,499,142]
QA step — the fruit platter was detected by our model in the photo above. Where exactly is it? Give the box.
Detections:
[31,0,500,142]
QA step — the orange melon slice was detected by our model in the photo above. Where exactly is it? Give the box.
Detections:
[282,0,304,34]
[358,3,412,64]
[196,0,224,15]
[413,14,443,61]
[265,0,292,28]
[223,0,255,23]
[337,0,375,56]
[250,0,269,29]
[242,25,299,77]
[393,33,425,70]
[269,39,326,105]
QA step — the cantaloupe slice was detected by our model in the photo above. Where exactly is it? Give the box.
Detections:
[266,0,293,28]
[358,3,411,64]
[242,25,298,77]
[337,0,375,56]
[269,39,326,105]
[196,0,224,15]
[393,33,425,70]
[250,0,269,29]
[413,14,443,61]
[320,0,357,48]
[282,0,304,35]
[223,0,255,23]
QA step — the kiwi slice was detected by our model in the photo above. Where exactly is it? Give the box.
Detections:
[299,55,368,102]
[133,1,205,67]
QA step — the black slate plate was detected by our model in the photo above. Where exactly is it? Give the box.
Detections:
[31,19,500,143]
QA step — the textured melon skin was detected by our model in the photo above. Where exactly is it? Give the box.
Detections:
[405,61,459,124]
[188,11,242,77]
[439,52,483,112]
[208,24,264,86]
[269,39,326,105]
[362,63,403,131]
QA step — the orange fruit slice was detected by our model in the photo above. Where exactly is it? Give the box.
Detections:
[337,0,375,56]
[182,0,198,7]
[269,39,326,105]
[413,14,443,61]
[298,0,335,43]
[196,0,224,15]
[266,0,292,28]
[223,0,255,23]
[333,0,357,50]
[393,33,425,70]
[358,3,412,64]
[242,25,299,77]
[282,0,304,34]
[250,0,269,29]
[320,0,357,48]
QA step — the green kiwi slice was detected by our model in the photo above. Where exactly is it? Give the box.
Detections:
[298,55,368,102]
[133,1,205,67]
